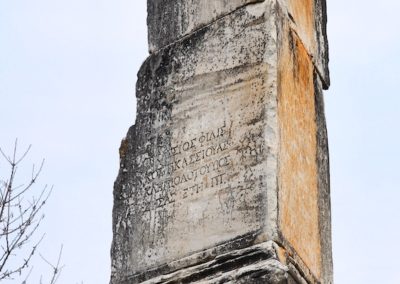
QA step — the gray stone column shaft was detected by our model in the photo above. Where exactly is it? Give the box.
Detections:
[111,1,332,283]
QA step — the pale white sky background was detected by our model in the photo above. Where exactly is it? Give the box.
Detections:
[0,1,399,283]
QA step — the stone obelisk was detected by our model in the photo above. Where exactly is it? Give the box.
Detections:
[111,1,332,283]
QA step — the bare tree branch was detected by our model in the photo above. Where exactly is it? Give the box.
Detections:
[0,141,62,283]
[40,245,64,284]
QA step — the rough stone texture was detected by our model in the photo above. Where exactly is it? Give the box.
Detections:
[111,1,332,283]
[283,0,330,87]
[278,20,322,279]
[127,242,290,284]
[147,0,329,87]
[314,71,333,284]
[147,0,264,53]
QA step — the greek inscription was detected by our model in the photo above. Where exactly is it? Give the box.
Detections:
[134,122,264,215]
[211,173,225,187]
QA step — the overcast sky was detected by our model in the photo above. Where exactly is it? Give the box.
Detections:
[0,1,399,283]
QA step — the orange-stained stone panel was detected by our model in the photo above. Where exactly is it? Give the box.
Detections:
[287,0,315,51]
[284,0,330,88]
[278,26,322,279]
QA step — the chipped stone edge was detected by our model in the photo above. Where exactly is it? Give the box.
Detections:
[314,72,333,284]
[275,0,330,89]
[120,231,261,283]
[121,241,291,284]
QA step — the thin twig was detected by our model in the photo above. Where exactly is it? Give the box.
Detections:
[0,142,58,283]
[40,245,64,284]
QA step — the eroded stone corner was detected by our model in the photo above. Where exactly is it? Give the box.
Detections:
[275,0,330,88]
[314,72,333,284]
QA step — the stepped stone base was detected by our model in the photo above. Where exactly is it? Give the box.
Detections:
[121,240,315,284]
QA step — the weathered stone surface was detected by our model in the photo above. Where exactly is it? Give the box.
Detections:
[147,0,329,87]
[112,4,279,281]
[314,68,333,284]
[111,1,332,283]
[281,0,330,87]
[114,240,319,284]
[278,16,322,279]
[147,0,264,52]
[127,241,290,284]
